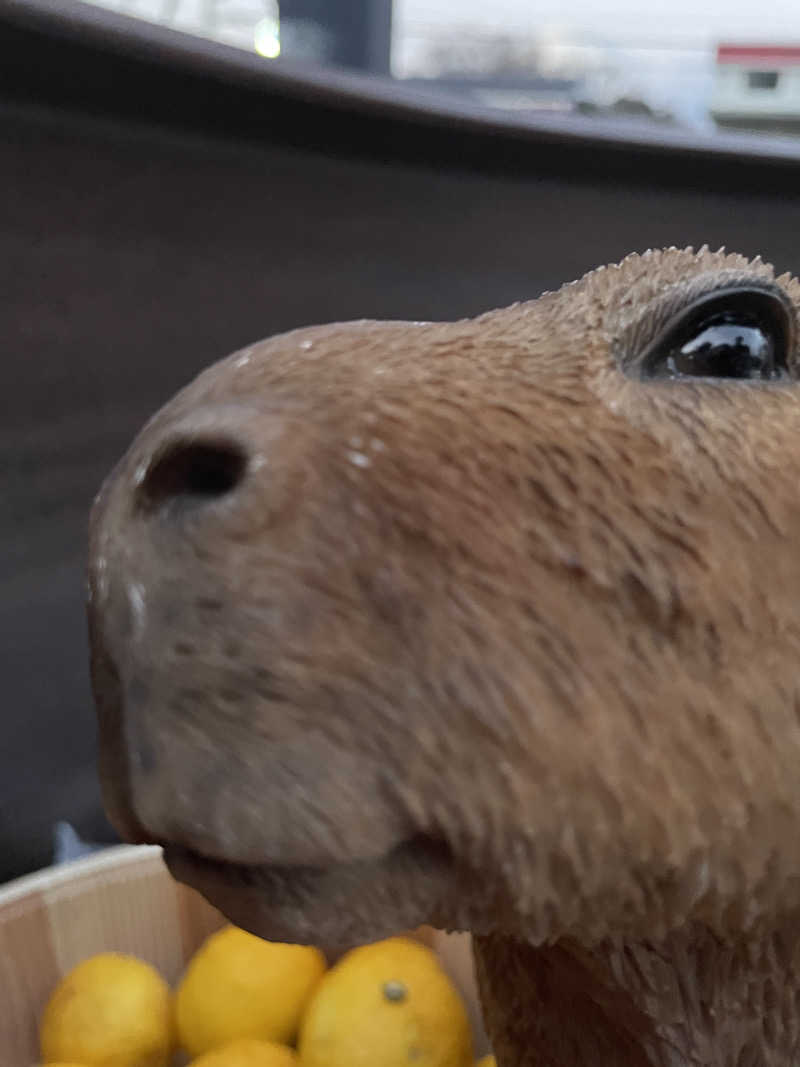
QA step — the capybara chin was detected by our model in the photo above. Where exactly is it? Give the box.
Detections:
[89,247,800,1065]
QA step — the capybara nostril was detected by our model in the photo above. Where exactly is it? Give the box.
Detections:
[135,438,248,514]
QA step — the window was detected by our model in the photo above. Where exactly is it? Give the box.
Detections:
[747,70,780,90]
[72,0,800,139]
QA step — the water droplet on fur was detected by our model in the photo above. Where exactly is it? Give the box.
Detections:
[128,582,147,639]
[94,556,109,602]
[347,450,371,468]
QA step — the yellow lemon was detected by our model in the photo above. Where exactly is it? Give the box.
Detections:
[189,1038,299,1067]
[176,926,326,1056]
[39,952,173,1067]
[298,937,473,1067]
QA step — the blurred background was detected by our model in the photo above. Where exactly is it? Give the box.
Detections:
[80,0,800,134]
[4,0,800,885]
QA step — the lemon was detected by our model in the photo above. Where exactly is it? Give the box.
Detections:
[39,952,173,1067]
[298,937,473,1067]
[176,926,326,1056]
[189,1038,299,1067]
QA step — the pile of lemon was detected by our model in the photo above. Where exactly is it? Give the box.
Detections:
[38,927,494,1067]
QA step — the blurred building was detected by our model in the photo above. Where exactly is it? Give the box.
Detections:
[279,0,392,72]
[711,44,800,133]
[88,0,393,73]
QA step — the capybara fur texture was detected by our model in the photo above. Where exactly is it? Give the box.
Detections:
[89,248,800,1066]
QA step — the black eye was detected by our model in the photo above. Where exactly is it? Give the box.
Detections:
[633,285,795,382]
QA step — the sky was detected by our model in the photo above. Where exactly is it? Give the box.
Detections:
[395,0,800,50]
[105,0,800,63]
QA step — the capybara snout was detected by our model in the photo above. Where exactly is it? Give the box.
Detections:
[89,247,800,956]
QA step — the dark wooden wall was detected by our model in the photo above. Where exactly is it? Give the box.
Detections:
[3,0,800,881]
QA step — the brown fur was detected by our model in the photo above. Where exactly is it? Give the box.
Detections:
[88,248,800,1065]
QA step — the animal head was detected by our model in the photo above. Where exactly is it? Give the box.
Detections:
[88,247,800,949]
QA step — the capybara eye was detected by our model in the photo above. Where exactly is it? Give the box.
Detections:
[135,439,247,514]
[635,285,795,382]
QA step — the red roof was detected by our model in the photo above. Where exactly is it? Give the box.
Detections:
[718,44,800,65]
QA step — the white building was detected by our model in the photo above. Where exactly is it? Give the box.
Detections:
[711,44,800,133]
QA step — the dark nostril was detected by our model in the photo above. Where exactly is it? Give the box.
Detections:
[136,438,248,514]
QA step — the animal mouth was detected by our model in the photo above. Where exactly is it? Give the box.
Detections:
[160,833,458,947]
[161,843,325,887]
[162,832,451,887]
[163,844,265,883]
